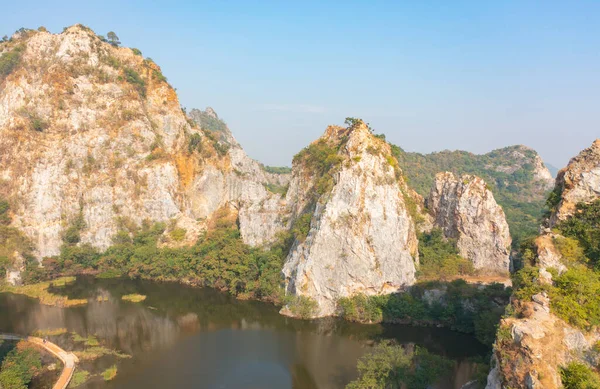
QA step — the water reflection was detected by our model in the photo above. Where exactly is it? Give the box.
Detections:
[0,277,488,389]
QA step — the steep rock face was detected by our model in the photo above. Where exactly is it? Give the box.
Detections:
[427,172,511,274]
[282,123,419,317]
[489,140,600,388]
[186,108,290,246]
[0,26,286,263]
[488,292,600,389]
[549,139,600,226]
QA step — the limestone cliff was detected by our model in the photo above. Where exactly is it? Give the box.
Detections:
[488,291,600,389]
[282,122,419,317]
[549,139,600,226]
[488,140,600,389]
[0,25,286,265]
[396,144,554,242]
[427,172,511,274]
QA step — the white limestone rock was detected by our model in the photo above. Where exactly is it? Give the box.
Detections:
[427,172,511,274]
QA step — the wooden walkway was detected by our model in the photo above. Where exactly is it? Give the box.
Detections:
[0,333,79,389]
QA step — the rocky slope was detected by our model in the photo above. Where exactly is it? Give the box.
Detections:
[282,122,420,317]
[487,293,600,389]
[548,139,600,226]
[427,172,511,274]
[487,139,600,389]
[0,25,286,265]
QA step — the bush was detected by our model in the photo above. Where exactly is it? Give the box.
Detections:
[554,235,587,265]
[0,199,10,225]
[291,212,313,242]
[551,265,600,330]
[213,142,230,156]
[0,45,25,80]
[293,139,344,198]
[560,362,600,389]
[123,67,146,97]
[63,213,86,245]
[287,295,318,319]
[346,341,453,389]
[263,166,292,174]
[0,343,41,389]
[264,183,288,196]
[169,228,186,242]
[557,199,600,268]
[131,48,142,56]
[152,69,167,83]
[50,208,288,302]
[417,228,473,279]
[338,294,384,323]
[511,266,546,301]
[187,133,203,154]
[337,281,510,346]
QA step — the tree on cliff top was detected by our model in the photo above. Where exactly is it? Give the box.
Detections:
[107,31,120,47]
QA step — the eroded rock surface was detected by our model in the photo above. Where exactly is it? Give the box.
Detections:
[427,172,511,274]
[550,139,600,226]
[282,123,419,317]
[0,26,287,262]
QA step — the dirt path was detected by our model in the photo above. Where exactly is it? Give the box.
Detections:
[0,333,79,389]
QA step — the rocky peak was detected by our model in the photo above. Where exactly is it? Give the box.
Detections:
[204,107,218,119]
[549,139,600,226]
[282,121,419,317]
[427,172,511,274]
[486,145,554,190]
[0,25,287,261]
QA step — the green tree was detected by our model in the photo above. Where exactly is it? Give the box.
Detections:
[560,362,600,389]
[107,31,120,46]
[346,341,452,389]
[0,344,42,389]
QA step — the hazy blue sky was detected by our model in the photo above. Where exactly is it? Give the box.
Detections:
[3,1,599,168]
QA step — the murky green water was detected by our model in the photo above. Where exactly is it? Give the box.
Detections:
[0,277,488,388]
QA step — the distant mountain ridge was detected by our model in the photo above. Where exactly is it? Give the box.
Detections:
[391,144,554,243]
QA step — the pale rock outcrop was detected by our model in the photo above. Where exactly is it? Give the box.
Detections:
[534,233,566,274]
[549,139,600,226]
[489,140,600,388]
[5,252,25,286]
[0,26,288,263]
[489,291,600,389]
[427,172,511,274]
[282,123,418,317]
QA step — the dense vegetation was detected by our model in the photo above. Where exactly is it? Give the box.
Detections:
[417,228,473,279]
[0,44,25,82]
[511,199,600,331]
[0,342,42,389]
[504,198,600,386]
[346,341,453,389]
[0,199,35,280]
[390,145,551,245]
[38,208,291,302]
[560,362,600,389]
[556,199,600,269]
[293,138,344,197]
[262,165,292,175]
[338,279,510,346]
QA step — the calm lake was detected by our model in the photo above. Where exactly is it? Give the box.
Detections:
[0,277,488,389]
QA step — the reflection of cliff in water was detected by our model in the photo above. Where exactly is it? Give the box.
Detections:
[0,277,488,389]
[0,293,179,355]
